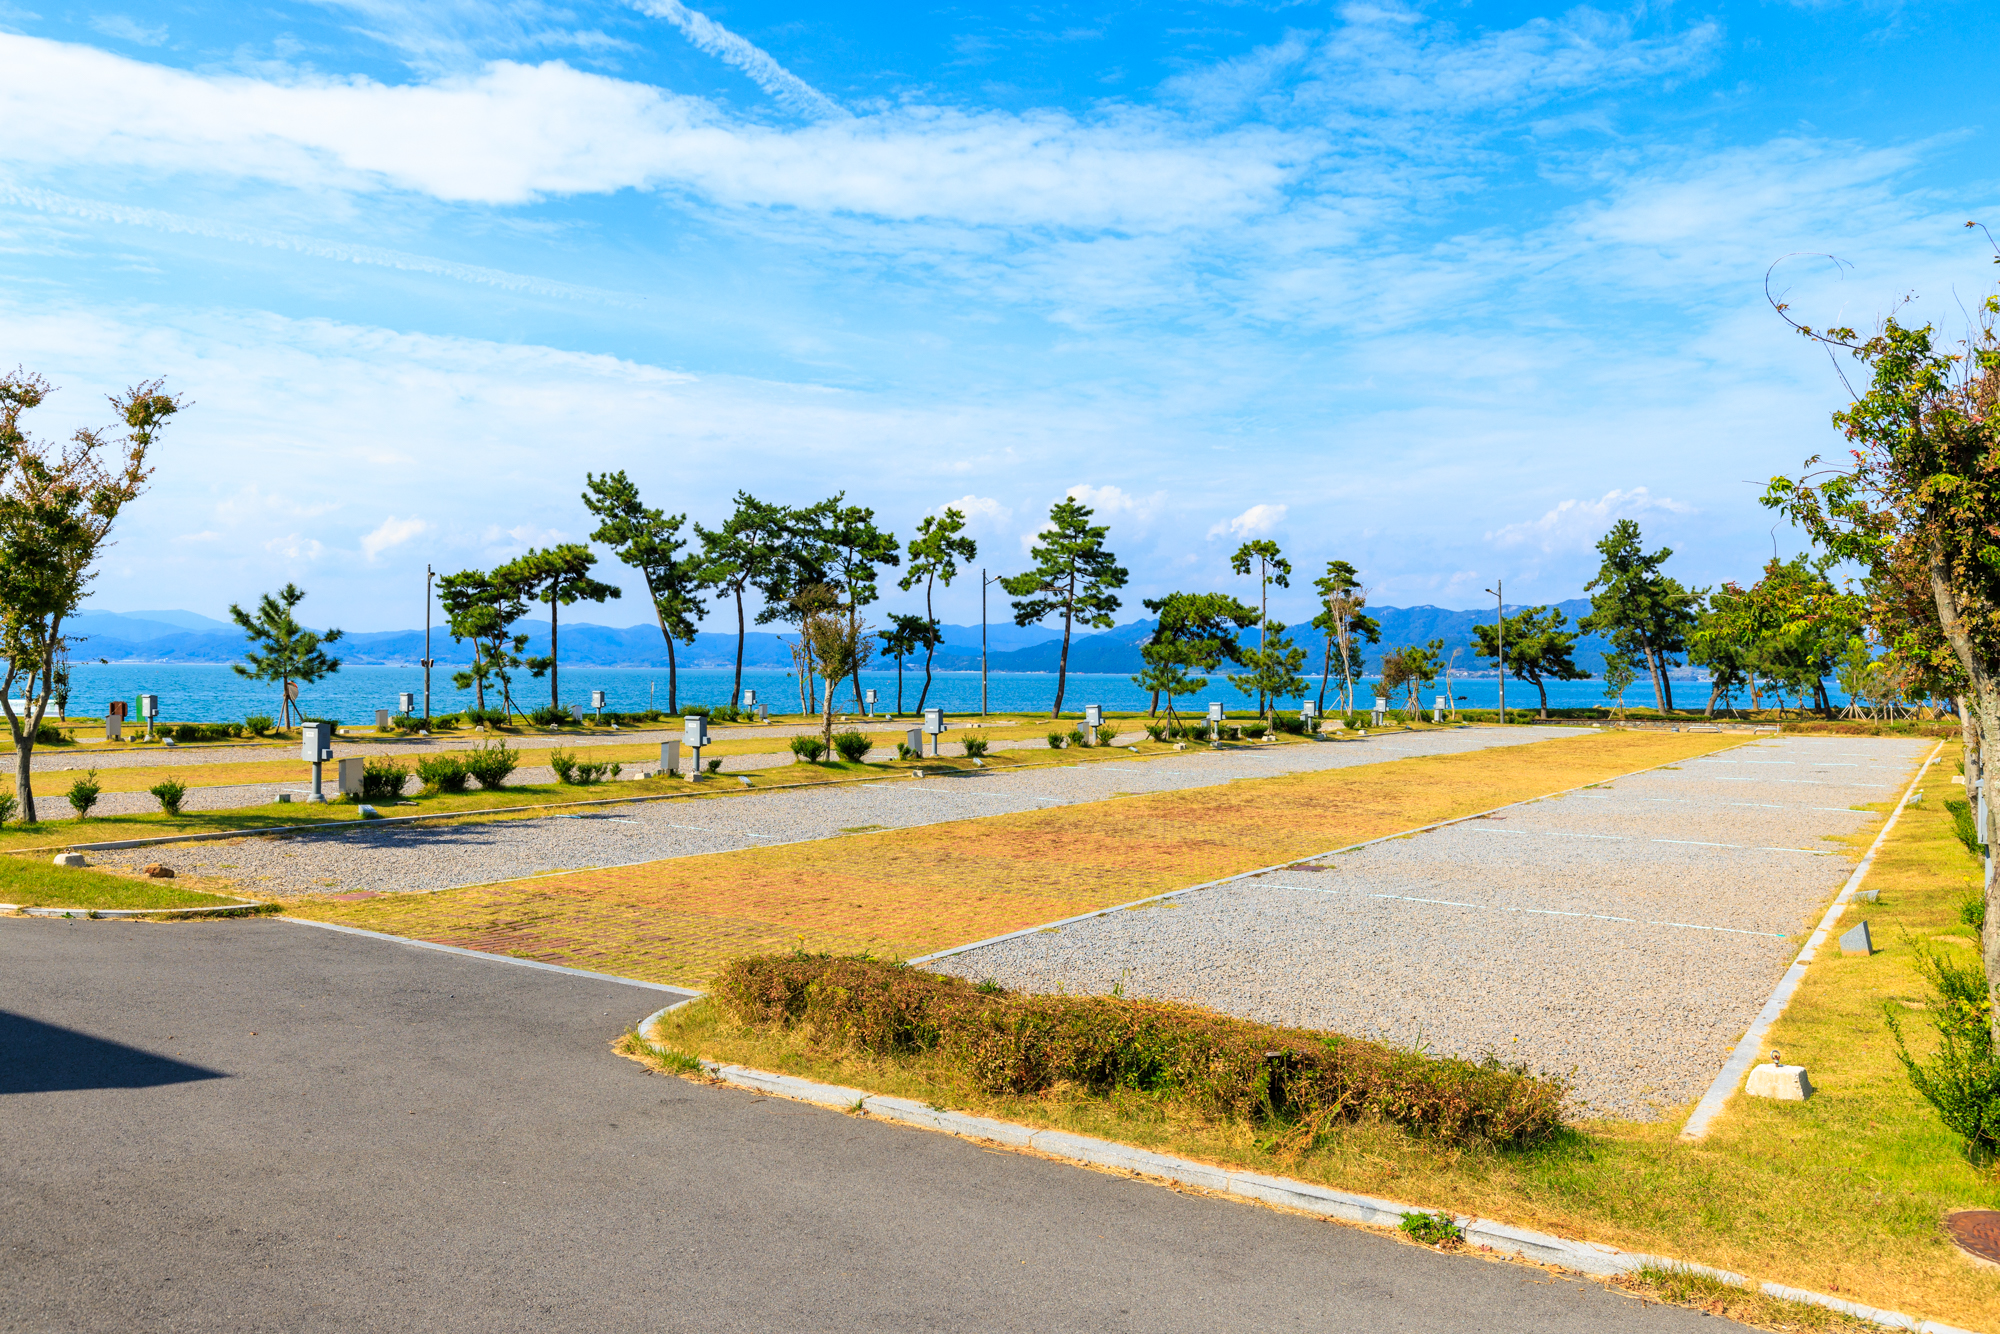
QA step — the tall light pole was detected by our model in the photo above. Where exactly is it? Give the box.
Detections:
[980,568,994,717]
[422,564,435,728]
[1484,579,1504,723]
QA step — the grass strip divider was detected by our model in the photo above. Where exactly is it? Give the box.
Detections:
[11,727,1414,857]
[909,733,1756,968]
[1678,739,1945,1142]
[3,900,277,920]
[627,1014,1968,1334]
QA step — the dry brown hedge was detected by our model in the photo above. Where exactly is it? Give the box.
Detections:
[714,954,1570,1148]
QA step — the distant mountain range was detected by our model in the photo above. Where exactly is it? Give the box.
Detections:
[64,600,1660,677]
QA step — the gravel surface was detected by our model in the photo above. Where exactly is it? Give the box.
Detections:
[931,734,1933,1121]
[82,726,1560,895]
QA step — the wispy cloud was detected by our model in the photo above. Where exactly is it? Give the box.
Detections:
[628,0,845,120]
[1486,488,1693,553]
[88,14,166,45]
[1208,503,1287,539]
[361,514,430,561]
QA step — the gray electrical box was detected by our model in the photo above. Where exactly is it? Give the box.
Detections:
[923,708,946,735]
[1085,704,1102,728]
[658,739,681,777]
[591,690,606,710]
[742,689,757,709]
[399,692,414,713]
[141,693,159,719]
[683,715,709,748]
[1301,700,1317,718]
[300,721,332,761]
[1206,702,1222,723]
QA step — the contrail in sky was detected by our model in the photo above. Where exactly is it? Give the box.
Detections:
[628,0,847,120]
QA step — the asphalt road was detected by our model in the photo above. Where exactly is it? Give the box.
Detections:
[1,919,1740,1333]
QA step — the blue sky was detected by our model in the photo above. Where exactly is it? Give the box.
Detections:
[4,0,1995,633]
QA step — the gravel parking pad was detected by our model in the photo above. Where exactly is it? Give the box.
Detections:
[931,735,1932,1120]
[87,727,1563,896]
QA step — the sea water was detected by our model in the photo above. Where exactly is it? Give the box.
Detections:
[48,662,1749,723]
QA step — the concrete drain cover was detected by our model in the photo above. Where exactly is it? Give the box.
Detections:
[1947,1210,2000,1268]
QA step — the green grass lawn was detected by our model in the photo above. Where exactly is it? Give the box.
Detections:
[0,856,250,910]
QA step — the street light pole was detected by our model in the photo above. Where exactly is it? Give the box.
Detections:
[1484,579,1504,723]
[980,568,990,717]
[423,564,435,728]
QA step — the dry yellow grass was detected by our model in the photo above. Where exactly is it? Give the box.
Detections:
[288,728,1739,986]
[635,742,2000,1331]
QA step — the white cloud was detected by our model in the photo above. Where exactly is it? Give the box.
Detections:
[361,514,430,561]
[1207,502,1287,539]
[933,494,1009,525]
[265,534,326,561]
[630,0,844,120]
[1066,484,1163,523]
[0,34,1294,225]
[88,15,166,46]
[1486,488,1693,553]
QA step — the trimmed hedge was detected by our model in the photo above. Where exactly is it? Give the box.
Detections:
[714,955,1568,1148]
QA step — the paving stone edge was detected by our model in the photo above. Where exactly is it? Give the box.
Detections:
[634,1002,1976,1334]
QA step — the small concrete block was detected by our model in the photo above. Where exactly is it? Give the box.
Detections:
[1840,921,1874,956]
[1855,889,1879,904]
[357,805,380,819]
[1746,1063,1813,1101]
[274,792,292,803]
[51,852,87,868]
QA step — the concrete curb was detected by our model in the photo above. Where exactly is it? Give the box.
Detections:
[284,917,699,995]
[2,900,272,919]
[636,1038,1974,1334]
[910,733,1749,968]
[1678,740,1945,1142]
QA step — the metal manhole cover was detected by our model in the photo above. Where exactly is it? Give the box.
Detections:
[1947,1210,2000,1268]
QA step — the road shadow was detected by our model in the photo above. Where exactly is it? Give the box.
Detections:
[0,1011,227,1095]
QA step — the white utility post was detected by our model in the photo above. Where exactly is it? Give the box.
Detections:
[924,707,947,757]
[301,721,333,802]
[1485,579,1505,722]
[1084,703,1102,745]
[683,714,709,778]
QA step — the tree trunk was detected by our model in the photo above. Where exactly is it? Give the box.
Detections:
[549,592,560,709]
[731,587,747,712]
[1642,640,1666,712]
[896,656,904,714]
[1661,657,1675,713]
[917,580,936,713]
[1534,675,1549,719]
[822,671,837,754]
[1052,584,1075,719]
[666,637,679,716]
[1704,681,1720,717]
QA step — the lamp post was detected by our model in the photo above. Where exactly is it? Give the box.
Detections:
[980,568,1001,717]
[422,564,435,729]
[1484,579,1504,723]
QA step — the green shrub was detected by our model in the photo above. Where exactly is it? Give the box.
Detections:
[301,716,341,728]
[0,792,15,826]
[790,735,827,763]
[390,714,427,734]
[549,748,578,783]
[529,705,569,727]
[1066,727,1086,749]
[66,770,101,818]
[1889,945,2000,1155]
[1095,726,1119,747]
[1964,895,1988,931]
[244,715,275,736]
[714,955,1569,1148]
[465,741,518,790]
[896,742,917,761]
[359,757,409,801]
[34,721,71,745]
[1046,731,1066,749]
[1273,714,1308,736]
[462,708,511,728]
[415,754,469,794]
[963,737,990,759]
[559,755,620,784]
[149,777,187,817]
[1144,724,1166,742]
[1244,723,1268,740]
[706,759,721,773]
[1947,799,1985,858]
[1399,1212,1463,1246]
[169,722,241,743]
[832,730,872,763]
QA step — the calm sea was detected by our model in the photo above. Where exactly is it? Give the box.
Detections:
[46,663,1756,723]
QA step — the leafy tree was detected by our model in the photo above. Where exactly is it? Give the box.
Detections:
[817,498,899,709]
[1132,640,1208,727]
[1229,618,1310,714]
[901,508,976,713]
[877,612,938,714]
[799,588,867,753]
[231,584,343,731]
[1003,497,1128,718]
[1601,652,1638,718]
[1387,640,1445,718]
[0,370,176,821]
[1230,539,1292,717]
[497,544,620,710]
[1580,520,1702,712]
[1688,586,1757,717]
[694,492,787,711]
[1471,606,1587,719]
[1760,244,2000,1033]
[584,470,701,714]
[438,568,530,719]
[1137,591,1258,718]
[1312,560,1379,714]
